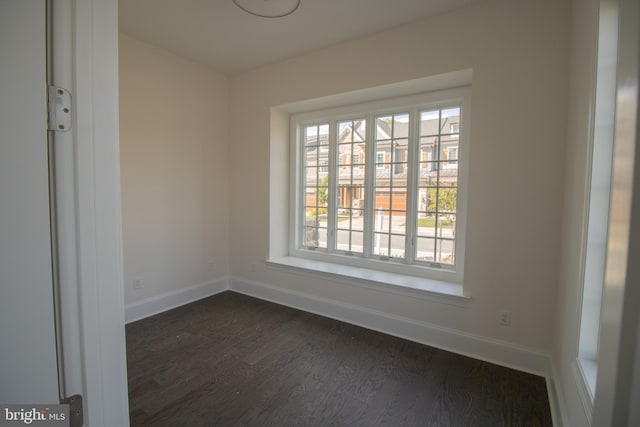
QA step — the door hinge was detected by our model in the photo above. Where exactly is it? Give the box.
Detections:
[48,85,72,132]
[60,394,83,427]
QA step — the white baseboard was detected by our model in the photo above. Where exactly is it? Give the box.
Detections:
[548,361,571,427]
[125,277,229,324]
[229,276,554,379]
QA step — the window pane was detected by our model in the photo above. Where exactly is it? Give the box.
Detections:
[416,214,437,237]
[389,233,406,259]
[394,114,409,138]
[316,227,328,249]
[304,226,318,247]
[337,186,351,207]
[421,110,440,136]
[373,208,391,232]
[376,116,392,140]
[352,209,364,231]
[441,107,460,126]
[305,126,318,145]
[351,231,364,252]
[390,211,406,235]
[440,142,459,170]
[336,229,364,254]
[336,230,350,251]
[437,214,456,234]
[436,238,455,264]
[353,120,366,142]
[339,119,367,143]
[437,188,457,213]
[304,165,318,184]
[389,188,407,211]
[373,233,390,257]
[416,237,436,262]
[337,214,351,230]
[318,124,329,146]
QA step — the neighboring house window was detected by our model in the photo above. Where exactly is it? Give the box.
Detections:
[292,88,469,282]
[448,147,458,161]
[444,146,458,169]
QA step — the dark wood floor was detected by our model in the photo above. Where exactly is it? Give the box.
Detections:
[126,291,552,427]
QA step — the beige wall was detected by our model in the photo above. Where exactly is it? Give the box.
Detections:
[229,0,570,352]
[119,34,230,303]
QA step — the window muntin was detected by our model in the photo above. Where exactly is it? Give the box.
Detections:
[292,89,468,282]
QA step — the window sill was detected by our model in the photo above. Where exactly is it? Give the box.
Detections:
[266,256,470,306]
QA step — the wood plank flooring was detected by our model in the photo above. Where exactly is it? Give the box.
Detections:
[126,291,552,426]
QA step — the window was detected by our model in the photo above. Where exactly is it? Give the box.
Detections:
[576,0,619,401]
[291,88,469,283]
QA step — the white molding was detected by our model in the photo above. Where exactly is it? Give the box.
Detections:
[266,257,469,306]
[572,359,594,425]
[549,361,571,427]
[72,0,129,425]
[545,377,563,427]
[277,69,473,114]
[125,278,229,324]
[228,277,553,378]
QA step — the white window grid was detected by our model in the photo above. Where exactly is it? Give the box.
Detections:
[290,88,470,283]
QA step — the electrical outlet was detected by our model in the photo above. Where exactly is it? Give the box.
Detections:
[133,277,143,290]
[499,310,511,326]
[208,261,214,272]
[251,263,256,272]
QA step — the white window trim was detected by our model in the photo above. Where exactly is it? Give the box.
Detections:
[576,0,619,407]
[288,87,471,288]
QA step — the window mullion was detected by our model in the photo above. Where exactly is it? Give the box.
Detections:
[363,114,375,258]
[405,108,419,265]
[327,120,337,253]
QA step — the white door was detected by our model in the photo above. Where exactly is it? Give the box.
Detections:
[0,0,61,403]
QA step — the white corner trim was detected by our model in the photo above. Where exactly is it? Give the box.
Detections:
[228,276,553,378]
[572,359,594,425]
[548,361,570,427]
[125,278,229,324]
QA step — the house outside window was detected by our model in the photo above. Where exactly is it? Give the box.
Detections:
[291,88,470,283]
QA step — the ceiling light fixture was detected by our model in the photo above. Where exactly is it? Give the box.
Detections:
[232,0,300,18]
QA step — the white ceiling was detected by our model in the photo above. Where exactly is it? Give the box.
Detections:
[119,0,485,76]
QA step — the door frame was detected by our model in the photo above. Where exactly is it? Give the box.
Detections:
[51,0,129,425]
